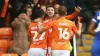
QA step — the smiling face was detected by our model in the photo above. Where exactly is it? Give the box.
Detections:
[46,7,55,17]
[26,8,32,17]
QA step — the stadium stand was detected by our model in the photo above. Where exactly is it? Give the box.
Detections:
[21,53,28,56]
[1,53,18,56]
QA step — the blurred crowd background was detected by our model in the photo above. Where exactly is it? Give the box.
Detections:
[0,0,100,32]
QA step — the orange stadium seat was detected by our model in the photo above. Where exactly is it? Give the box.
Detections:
[7,40,13,53]
[8,40,13,48]
[0,40,8,53]
[21,53,28,56]
[0,52,5,56]
[1,53,18,56]
[0,27,13,39]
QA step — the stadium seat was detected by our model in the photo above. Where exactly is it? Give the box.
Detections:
[7,40,13,53]
[0,40,8,53]
[77,46,91,52]
[21,53,28,56]
[8,40,13,48]
[77,52,91,56]
[0,52,5,56]
[83,40,93,46]
[0,27,13,39]
[1,53,18,56]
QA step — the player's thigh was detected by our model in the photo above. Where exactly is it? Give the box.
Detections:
[91,39,100,56]
[28,48,46,56]
[52,50,60,56]
[52,50,70,56]
[37,48,46,56]
[61,50,70,56]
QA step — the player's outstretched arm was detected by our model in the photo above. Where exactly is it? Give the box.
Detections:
[65,6,81,20]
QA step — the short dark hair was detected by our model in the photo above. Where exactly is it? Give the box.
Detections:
[17,9,26,17]
[18,9,26,15]
[46,5,54,10]
[36,9,45,18]
[26,7,32,10]
[58,5,67,16]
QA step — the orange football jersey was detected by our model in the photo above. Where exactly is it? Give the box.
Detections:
[28,21,47,49]
[44,17,53,47]
[44,11,78,48]
[43,17,78,50]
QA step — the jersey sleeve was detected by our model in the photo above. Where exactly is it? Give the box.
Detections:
[42,21,54,30]
[92,11,100,23]
[65,11,78,20]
